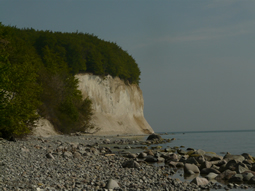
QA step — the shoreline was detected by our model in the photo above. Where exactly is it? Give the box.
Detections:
[1,134,255,190]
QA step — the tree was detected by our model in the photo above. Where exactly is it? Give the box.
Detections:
[0,25,41,138]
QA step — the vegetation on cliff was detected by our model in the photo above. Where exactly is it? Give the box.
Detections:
[0,23,140,138]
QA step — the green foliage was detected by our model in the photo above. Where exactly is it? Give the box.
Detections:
[0,25,41,138]
[0,23,140,137]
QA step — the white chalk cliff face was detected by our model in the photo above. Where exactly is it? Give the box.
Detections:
[76,73,154,135]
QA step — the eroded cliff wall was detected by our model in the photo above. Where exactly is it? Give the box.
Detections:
[76,73,154,135]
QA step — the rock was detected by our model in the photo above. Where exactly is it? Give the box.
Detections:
[177,149,187,155]
[200,161,213,169]
[125,153,137,159]
[236,163,249,174]
[169,161,178,168]
[146,133,162,141]
[46,153,55,159]
[184,163,200,174]
[242,153,254,161]
[103,139,111,144]
[145,150,154,156]
[200,168,221,175]
[165,153,179,162]
[105,179,120,189]
[145,155,158,162]
[125,145,131,149]
[185,157,199,165]
[216,169,237,180]
[122,160,140,168]
[137,152,147,159]
[194,149,206,156]
[224,154,245,163]
[205,172,218,180]
[63,151,73,158]
[73,152,81,159]
[204,152,222,161]
[191,177,209,186]
[229,174,243,183]
[248,176,255,184]
[157,157,165,162]
[242,172,254,181]
[225,159,238,171]
[21,147,29,152]
[9,136,17,142]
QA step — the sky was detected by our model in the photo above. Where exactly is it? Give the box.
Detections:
[1,0,255,132]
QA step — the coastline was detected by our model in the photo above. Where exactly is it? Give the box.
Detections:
[1,134,255,190]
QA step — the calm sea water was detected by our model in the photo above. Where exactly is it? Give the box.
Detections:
[156,130,255,157]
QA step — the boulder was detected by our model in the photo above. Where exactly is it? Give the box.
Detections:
[185,157,199,165]
[106,179,120,189]
[236,163,249,174]
[225,159,238,171]
[204,152,221,161]
[242,172,254,181]
[224,154,245,163]
[216,169,236,180]
[157,157,165,163]
[195,149,206,156]
[146,133,162,141]
[165,153,179,162]
[191,177,209,186]
[229,174,243,183]
[205,172,218,180]
[248,176,255,184]
[137,152,147,159]
[145,155,158,162]
[242,153,254,161]
[184,163,200,174]
[122,160,140,168]
[179,155,189,163]
[195,155,205,164]
[177,149,187,155]
[125,153,137,159]
[200,168,221,175]
[200,161,213,169]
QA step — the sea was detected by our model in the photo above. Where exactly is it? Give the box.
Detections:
[156,129,255,157]
[149,130,255,190]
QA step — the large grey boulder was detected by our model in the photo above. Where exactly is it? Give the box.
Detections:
[184,163,200,174]
[146,133,162,141]
[191,177,209,186]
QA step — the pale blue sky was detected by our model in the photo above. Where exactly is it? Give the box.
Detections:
[1,0,255,132]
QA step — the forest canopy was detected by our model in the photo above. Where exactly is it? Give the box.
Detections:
[0,23,141,138]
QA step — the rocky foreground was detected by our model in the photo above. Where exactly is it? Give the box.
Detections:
[1,134,255,191]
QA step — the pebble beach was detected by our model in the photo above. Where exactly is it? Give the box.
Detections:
[1,134,255,191]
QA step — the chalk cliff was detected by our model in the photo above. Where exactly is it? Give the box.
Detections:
[76,73,154,135]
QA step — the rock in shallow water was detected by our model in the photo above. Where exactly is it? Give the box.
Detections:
[191,177,209,186]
